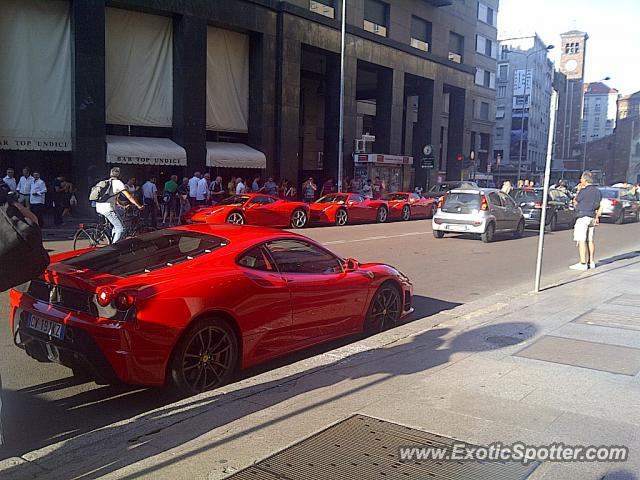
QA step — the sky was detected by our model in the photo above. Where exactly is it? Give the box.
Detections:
[498,0,640,95]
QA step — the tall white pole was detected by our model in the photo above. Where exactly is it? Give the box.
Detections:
[337,0,346,192]
[534,88,558,293]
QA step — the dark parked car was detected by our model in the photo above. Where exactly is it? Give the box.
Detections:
[424,181,478,200]
[598,187,640,224]
[510,188,576,231]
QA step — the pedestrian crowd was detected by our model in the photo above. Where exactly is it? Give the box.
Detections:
[2,167,77,227]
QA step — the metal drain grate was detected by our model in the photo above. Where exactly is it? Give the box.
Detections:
[227,415,539,479]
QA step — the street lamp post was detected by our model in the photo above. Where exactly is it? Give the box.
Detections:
[506,44,554,182]
[582,76,611,171]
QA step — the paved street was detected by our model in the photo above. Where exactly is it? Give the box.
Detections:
[1,218,640,461]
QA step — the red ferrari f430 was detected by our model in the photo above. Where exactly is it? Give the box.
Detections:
[10,225,412,395]
[182,194,310,229]
[309,193,389,226]
[383,192,436,221]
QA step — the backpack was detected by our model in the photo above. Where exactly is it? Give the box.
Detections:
[0,199,50,292]
[89,179,113,202]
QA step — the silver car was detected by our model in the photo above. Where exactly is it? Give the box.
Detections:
[432,188,525,243]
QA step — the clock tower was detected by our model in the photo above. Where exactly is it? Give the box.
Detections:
[559,30,588,80]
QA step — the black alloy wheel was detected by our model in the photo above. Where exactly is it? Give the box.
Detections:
[364,284,402,333]
[169,318,239,395]
[401,204,411,221]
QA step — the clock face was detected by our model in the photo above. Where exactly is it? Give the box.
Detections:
[565,59,578,72]
[423,145,433,156]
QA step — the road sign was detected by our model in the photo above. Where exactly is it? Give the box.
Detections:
[421,156,435,169]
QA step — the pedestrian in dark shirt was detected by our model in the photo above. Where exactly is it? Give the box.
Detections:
[52,174,66,225]
[570,171,602,271]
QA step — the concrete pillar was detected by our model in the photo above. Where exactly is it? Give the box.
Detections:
[71,0,106,207]
[173,15,207,173]
[412,79,435,189]
[446,86,466,180]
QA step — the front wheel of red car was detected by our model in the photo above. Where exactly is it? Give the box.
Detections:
[226,211,245,225]
[364,283,402,334]
[290,208,308,229]
[335,208,348,226]
[168,318,239,396]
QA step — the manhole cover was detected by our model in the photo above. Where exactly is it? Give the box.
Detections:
[485,336,525,347]
[227,415,539,479]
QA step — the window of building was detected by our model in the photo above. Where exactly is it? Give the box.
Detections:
[443,92,450,113]
[448,32,464,63]
[364,0,389,37]
[476,35,496,58]
[497,85,506,98]
[500,45,509,60]
[496,106,505,119]
[635,142,640,157]
[498,63,508,81]
[309,0,335,19]
[565,42,580,54]
[496,127,504,140]
[480,102,490,120]
[475,68,495,89]
[477,2,496,26]
[410,16,432,52]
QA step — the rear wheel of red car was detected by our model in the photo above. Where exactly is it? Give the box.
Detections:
[169,318,239,396]
[226,211,245,225]
[401,205,411,221]
[335,208,348,226]
[376,206,388,223]
[364,283,402,334]
[290,208,308,229]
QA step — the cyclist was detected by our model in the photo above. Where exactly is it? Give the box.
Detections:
[95,167,143,243]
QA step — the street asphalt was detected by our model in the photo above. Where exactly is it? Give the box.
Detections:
[1,218,639,460]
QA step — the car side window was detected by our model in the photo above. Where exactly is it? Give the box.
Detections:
[488,192,503,207]
[410,193,419,200]
[499,192,516,208]
[266,239,343,274]
[237,246,274,272]
[249,195,271,205]
[350,194,364,203]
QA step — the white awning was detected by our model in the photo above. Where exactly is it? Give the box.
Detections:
[206,142,266,169]
[106,135,187,166]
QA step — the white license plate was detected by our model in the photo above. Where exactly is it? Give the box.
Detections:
[27,315,65,340]
[445,224,468,232]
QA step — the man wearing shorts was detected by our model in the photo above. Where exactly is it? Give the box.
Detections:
[570,171,602,271]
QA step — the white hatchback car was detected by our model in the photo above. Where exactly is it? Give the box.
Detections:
[432,188,525,242]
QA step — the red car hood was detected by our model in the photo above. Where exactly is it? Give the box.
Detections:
[308,202,342,211]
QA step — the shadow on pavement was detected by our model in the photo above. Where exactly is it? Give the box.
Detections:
[1,320,538,480]
[542,254,640,292]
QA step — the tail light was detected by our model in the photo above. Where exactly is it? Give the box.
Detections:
[609,199,619,206]
[437,195,445,209]
[96,287,113,307]
[115,291,136,310]
[534,202,543,208]
[480,195,489,211]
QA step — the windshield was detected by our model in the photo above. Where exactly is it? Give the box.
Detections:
[219,195,250,206]
[511,189,543,204]
[382,193,409,201]
[315,194,348,204]
[599,188,619,199]
[442,192,481,214]
[429,182,476,193]
[62,230,227,277]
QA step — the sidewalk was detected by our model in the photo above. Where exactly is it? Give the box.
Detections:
[2,254,640,479]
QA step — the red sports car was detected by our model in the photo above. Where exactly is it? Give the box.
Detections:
[183,194,309,229]
[383,192,436,221]
[10,225,412,395]
[309,193,389,226]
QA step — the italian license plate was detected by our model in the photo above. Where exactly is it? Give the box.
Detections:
[27,315,65,340]
[446,224,468,232]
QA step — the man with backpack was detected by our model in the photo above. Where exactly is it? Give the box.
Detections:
[91,167,143,243]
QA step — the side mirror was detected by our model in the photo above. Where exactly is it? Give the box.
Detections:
[343,258,359,272]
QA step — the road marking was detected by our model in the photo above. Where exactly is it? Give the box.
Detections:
[324,231,429,245]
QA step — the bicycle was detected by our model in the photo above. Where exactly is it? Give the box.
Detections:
[73,208,157,250]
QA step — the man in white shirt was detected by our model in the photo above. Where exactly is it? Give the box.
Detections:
[188,171,201,207]
[2,168,17,194]
[142,177,160,228]
[17,166,34,208]
[196,173,210,205]
[96,167,143,243]
[29,171,47,226]
[235,177,246,195]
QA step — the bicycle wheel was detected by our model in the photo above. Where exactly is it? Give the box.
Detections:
[73,226,111,250]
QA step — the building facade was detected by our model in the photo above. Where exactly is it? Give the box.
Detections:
[470,0,498,173]
[554,30,588,165]
[492,34,553,176]
[580,82,618,143]
[0,0,500,201]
